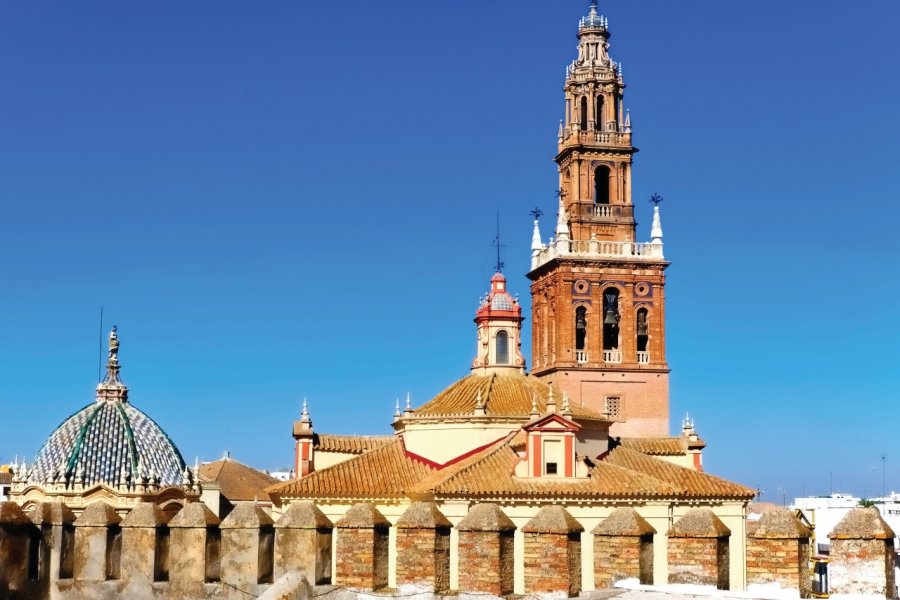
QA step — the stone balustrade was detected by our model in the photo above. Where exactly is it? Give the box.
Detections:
[532,236,663,271]
[1,499,897,600]
[559,129,632,147]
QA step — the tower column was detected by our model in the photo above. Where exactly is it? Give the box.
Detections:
[528,1,670,437]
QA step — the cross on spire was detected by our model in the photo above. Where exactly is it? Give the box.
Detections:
[530,207,543,220]
[491,213,505,273]
[650,193,664,207]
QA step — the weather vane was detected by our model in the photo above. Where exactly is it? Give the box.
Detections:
[555,188,568,199]
[491,213,505,273]
[530,207,543,220]
[650,193,664,207]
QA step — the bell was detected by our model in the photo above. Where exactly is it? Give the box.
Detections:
[637,323,649,336]
[576,317,586,330]
[604,310,619,325]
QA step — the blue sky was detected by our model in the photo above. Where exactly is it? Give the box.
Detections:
[1,1,899,502]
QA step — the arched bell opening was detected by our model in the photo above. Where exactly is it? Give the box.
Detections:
[602,288,620,351]
[595,166,611,205]
[636,308,649,353]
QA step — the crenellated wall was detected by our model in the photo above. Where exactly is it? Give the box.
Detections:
[1,499,893,600]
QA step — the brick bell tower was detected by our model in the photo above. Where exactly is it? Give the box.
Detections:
[528,1,670,438]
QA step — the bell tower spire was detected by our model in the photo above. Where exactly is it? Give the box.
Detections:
[527,3,671,438]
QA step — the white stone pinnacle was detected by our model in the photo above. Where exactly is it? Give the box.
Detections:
[651,205,664,244]
[531,219,543,251]
[555,198,570,241]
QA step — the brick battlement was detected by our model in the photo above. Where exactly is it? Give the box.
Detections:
[1,500,894,600]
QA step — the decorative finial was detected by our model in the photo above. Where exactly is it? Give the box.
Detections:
[547,387,557,413]
[394,398,401,417]
[301,397,310,420]
[531,392,539,417]
[492,213,505,273]
[562,391,571,415]
[98,326,128,400]
[555,191,570,241]
[406,392,411,411]
[531,209,544,252]
[650,195,664,245]
[108,325,119,359]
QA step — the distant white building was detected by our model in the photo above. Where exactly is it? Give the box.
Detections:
[793,493,900,552]
[266,469,294,482]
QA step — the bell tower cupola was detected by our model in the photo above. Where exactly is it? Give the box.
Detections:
[528,2,671,438]
[471,272,526,375]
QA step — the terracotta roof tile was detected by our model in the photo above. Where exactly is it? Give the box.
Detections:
[269,432,754,503]
[604,446,756,499]
[620,437,687,456]
[411,434,680,500]
[411,373,605,421]
[199,458,279,502]
[315,434,392,454]
[267,438,436,500]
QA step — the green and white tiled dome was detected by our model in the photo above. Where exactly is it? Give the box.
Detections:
[25,328,188,490]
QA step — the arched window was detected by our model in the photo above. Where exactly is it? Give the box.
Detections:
[496,331,510,365]
[579,96,588,131]
[602,289,620,350]
[595,95,604,131]
[575,306,587,351]
[594,166,610,205]
[636,308,649,352]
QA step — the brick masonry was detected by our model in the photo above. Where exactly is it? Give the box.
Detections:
[594,535,652,588]
[524,531,581,597]
[830,538,896,597]
[746,537,810,596]
[667,537,729,589]
[395,527,450,593]
[457,530,514,596]
[334,527,389,591]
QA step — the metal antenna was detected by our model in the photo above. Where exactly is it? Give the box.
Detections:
[491,213,505,273]
[97,306,104,382]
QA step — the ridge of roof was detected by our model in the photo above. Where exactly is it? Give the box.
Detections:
[603,446,756,499]
[411,373,605,421]
[620,437,687,456]
[267,437,436,500]
[315,434,393,455]
[199,457,278,502]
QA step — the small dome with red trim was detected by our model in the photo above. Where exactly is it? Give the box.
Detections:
[476,272,521,319]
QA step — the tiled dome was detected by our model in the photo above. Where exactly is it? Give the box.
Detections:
[25,327,187,490]
[27,399,186,489]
